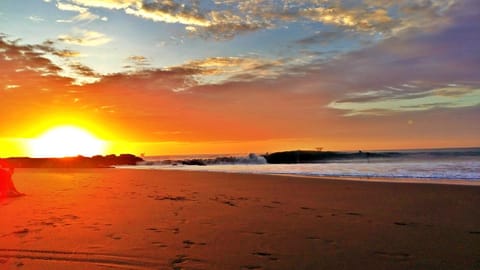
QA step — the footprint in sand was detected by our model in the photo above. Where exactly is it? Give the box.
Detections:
[393,222,417,227]
[13,228,30,237]
[106,233,122,240]
[14,228,29,234]
[252,252,279,261]
[249,231,265,235]
[182,240,206,248]
[145,227,162,233]
[171,255,188,270]
[306,237,336,246]
[222,200,236,206]
[211,195,250,207]
[170,254,204,270]
[154,195,188,201]
[242,265,262,269]
[151,241,168,248]
[183,240,195,248]
[211,197,237,207]
[374,251,411,261]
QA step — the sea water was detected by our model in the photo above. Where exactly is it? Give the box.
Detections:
[122,148,480,183]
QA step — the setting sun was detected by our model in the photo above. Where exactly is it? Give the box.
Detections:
[28,126,106,158]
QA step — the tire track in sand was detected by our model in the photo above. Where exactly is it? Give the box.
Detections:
[0,248,165,269]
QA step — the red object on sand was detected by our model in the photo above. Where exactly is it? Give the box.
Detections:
[0,159,22,197]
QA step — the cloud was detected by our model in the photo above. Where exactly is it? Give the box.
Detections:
[123,55,150,70]
[299,6,395,32]
[71,11,100,22]
[57,2,89,13]
[125,1,210,26]
[177,56,285,85]
[328,84,480,116]
[309,0,480,116]
[53,49,81,58]
[195,10,272,40]
[27,16,45,22]
[0,37,75,112]
[70,0,140,10]
[0,36,99,87]
[127,55,147,62]
[56,1,101,22]
[35,40,82,58]
[0,38,64,78]
[4,84,20,90]
[69,62,98,77]
[296,31,353,45]
[58,29,111,46]
[52,0,458,40]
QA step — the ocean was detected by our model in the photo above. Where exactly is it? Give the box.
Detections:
[120,148,480,183]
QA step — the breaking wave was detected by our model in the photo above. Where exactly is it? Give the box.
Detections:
[138,153,267,166]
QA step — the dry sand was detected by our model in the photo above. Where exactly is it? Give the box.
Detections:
[1,168,480,269]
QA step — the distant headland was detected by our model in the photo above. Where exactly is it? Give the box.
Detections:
[5,154,144,168]
[263,150,393,164]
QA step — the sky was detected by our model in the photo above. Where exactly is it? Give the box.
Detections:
[0,0,479,157]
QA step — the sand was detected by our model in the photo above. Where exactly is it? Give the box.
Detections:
[1,168,480,269]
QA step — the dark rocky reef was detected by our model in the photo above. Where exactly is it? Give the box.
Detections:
[6,154,144,168]
[154,153,266,166]
[263,150,398,164]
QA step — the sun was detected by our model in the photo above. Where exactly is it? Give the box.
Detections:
[29,126,106,158]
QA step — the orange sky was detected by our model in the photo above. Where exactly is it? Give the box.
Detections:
[1,0,479,157]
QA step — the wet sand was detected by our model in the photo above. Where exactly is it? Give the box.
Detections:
[1,168,480,269]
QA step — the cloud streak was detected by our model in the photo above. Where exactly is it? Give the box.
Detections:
[328,84,480,116]
[58,29,111,46]
[56,1,101,22]
[179,56,284,85]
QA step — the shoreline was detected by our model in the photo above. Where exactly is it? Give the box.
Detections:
[116,165,480,186]
[272,173,480,186]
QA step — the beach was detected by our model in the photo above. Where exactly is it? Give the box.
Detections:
[1,168,480,269]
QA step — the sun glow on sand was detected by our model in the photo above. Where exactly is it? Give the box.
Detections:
[29,126,106,158]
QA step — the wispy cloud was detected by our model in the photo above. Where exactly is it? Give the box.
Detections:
[27,15,45,22]
[53,49,81,58]
[179,56,284,85]
[299,6,394,32]
[57,2,89,13]
[0,37,74,96]
[58,29,111,46]
[328,84,480,116]
[125,1,210,26]
[125,55,150,69]
[56,1,100,22]
[70,0,139,10]
[4,84,20,90]
[69,62,97,77]
[0,36,97,87]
